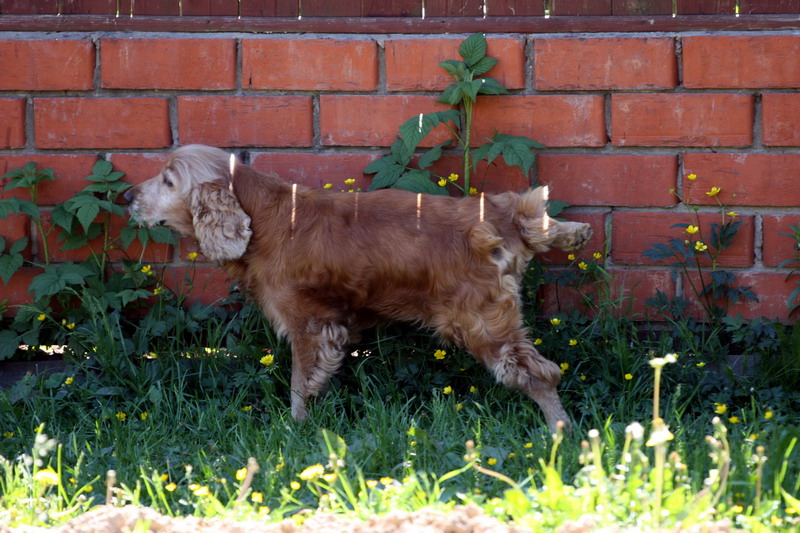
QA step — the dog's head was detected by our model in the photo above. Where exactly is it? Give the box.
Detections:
[124,145,252,262]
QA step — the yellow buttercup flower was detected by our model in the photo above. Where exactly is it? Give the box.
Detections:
[115,412,127,422]
[714,403,727,415]
[706,186,721,197]
[193,485,210,497]
[3,431,14,438]
[344,178,356,185]
[523,442,533,449]
[323,183,333,189]
[260,354,274,366]
[686,225,699,234]
[165,482,177,492]
[469,187,478,195]
[580,374,586,381]
[624,373,633,380]
[448,173,459,182]
[236,468,247,481]
[242,405,253,412]
[550,318,561,326]
[695,241,708,252]
[567,254,576,261]
[593,252,603,260]
[560,362,569,374]
[188,252,199,261]
[141,265,152,274]
[437,178,447,187]
[299,464,325,481]
[727,211,738,218]
[433,349,446,360]
[764,410,774,419]
[33,467,60,485]
[728,416,741,424]
[37,314,46,321]
[251,491,264,503]
[442,386,453,395]
[487,458,498,466]
[687,173,698,181]
[153,286,163,296]
[366,479,378,488]
[64,376,74,385]
[696,362,706,368]
[568,339,578,346]
[469,386,477,393]
[140,412,148,421]
[290,481,301,490]
[533,338,543,346]
[578,261,588,270]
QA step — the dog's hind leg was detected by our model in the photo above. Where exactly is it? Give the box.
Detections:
[287,320,349,422]
[441,299,570,431]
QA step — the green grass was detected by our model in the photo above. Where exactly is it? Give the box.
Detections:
[1,297,799,530]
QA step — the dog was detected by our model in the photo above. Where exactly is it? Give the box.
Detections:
[124,145,592,430]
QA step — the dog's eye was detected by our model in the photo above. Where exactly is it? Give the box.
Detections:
[163,176,174,188]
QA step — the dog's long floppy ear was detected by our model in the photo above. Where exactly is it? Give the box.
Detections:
[190,182,252,262]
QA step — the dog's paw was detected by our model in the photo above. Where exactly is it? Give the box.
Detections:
[557,223,593,252]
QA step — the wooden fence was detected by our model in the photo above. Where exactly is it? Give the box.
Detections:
[2,0,799,16]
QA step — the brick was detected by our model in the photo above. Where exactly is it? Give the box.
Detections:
[160,266,232,306]
[538,154,678,207]
[251,152,376,190]
[102,38,235,90]
[539,211,606,265]
[763,94,800,146]
[108,153,169,186]
[684,272,797,322]
[535,37,677,90]
[0,267,39,310]
[684,35,800,89]
[763,215,800,268]
[473,95,607,148]
[540,268,676,320]
[320,95,454,147]
[683,153,800,207]
[44,213,172,264]
[0,98,26,148]
[612,211,754,267]
[34,98,171,149]
[243,38,378,91]
[611,94,753,147]
[178,96,313,147]
[0,40,94,91]
[428,155,531,194]
[0,154,98,205]
[386,37,525,91]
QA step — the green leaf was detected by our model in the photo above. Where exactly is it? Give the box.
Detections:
[391,136,414,166]
[50,205,75,232]
[394,170,448,196]
[459,80,483,102]
[28,263,92,300]
[364,155,396,175]
[91,159,114,177]
[458,33,487,67]
[418,141,451,170]
[438,59,467,80]
[0,253,24,284]
[0,330,19,361]
[368,163,405,191]
[146,226,177,245]
[471,56,498,77]
[8,237,28,256]
[476,77,509,96]
[76,203,100,233]
[546,200,570,218]
[437,84,464,106]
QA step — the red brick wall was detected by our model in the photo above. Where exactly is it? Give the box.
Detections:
[1,33,798,321]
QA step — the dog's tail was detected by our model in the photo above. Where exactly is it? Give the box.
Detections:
[514,186,552,254]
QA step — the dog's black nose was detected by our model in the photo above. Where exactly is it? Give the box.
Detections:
[123,189,135,204]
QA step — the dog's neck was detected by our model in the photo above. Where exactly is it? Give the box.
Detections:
[230,163,293,216]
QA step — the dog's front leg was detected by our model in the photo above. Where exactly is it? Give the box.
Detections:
[288,321,349,422]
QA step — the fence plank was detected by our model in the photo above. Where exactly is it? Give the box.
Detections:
[0,0,58,13]
[426,0,486,17]
[240,0,299,17]
[676,0,737,14]
[613,0,673,14]
[362,0,421,16]
[181,0,239,16]
[301,0,361,16]
[552,0,612,14]
[740,0,800,12]
[117,0,181,15]
[491,0,545,16]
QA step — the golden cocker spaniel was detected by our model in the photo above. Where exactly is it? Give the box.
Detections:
[125,145,592,429]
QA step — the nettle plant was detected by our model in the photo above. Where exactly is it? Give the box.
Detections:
[0,161,174,359]
[365,33,543,197]
[644,175,756,323]
[778,223,800,315]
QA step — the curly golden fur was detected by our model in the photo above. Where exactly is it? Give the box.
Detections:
[125,145,592,429]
